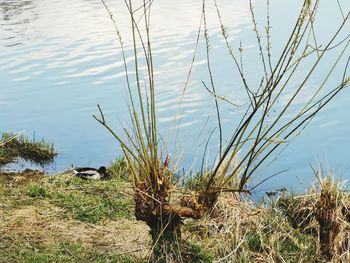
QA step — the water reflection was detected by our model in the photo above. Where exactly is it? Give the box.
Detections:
[0,0,36,22]
[0,0,39,48]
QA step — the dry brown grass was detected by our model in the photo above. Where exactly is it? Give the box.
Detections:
[185,193,260,254]
[0,169,44,187]
[184,175,350,263]
[0,204,149,256]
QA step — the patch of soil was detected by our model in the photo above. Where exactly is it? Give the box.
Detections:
[0,204,150,257]
[0,169,44,186]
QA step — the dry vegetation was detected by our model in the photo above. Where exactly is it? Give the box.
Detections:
[187,174,350,262]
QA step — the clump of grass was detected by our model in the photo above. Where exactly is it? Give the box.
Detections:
[179,243,213,263]
[0,132,57,167]
[27,184,49,198]
[313,172,349,261]
[278,170,350,262]
[278,194,317,234]
[108,158,129,181]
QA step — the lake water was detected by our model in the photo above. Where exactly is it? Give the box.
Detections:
[1,0,349,193]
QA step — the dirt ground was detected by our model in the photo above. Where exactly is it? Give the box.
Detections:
[0,205,149,255]
[0,169,45,186]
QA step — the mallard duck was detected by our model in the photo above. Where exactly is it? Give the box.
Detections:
[73,166,110,180]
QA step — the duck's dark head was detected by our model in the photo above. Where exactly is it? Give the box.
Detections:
[98,166,107,173]
[98,166,111,180]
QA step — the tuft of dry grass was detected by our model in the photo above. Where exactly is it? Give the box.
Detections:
[314,173,350,262]
[184,172,350,262]
[185,192,318,262]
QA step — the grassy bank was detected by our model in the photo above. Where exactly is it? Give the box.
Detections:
[1,164,349,262]
[0,166,148,263]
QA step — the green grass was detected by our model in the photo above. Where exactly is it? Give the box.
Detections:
[246,231,263,252]
[0,238,145,263]
[21,175,134,223]
[53,190,133,223]
[0,162,134,223]
[27,185,49,198]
